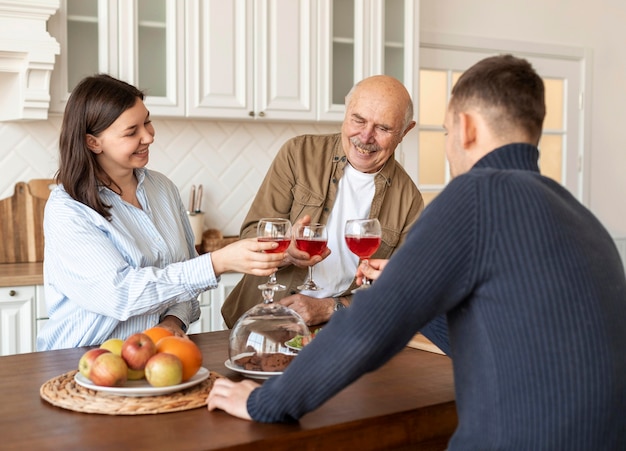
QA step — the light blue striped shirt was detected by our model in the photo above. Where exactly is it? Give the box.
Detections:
[37,168,215,350]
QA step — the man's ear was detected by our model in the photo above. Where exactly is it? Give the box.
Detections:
[400,120,417,139]
[458,112,477,150]
[86,134,102,154]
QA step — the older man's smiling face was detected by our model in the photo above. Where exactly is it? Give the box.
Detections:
[341,76,414,174]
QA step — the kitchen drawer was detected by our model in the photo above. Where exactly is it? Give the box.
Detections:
[0,285,35,355]
[0,286,36,300]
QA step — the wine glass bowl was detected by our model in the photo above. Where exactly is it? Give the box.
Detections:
[257,218,292,292]
[295,223,328,291]
[345,218,382,290]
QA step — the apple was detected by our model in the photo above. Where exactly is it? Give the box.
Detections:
[144,353,183,387]
[100,338,124,355]
[89,353,128,387]
[121,333,157,370]
[127,368,145,380]
[78,348,110,379]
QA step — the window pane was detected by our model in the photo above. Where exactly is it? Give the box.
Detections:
[138,0,166,97]
[332,0,355,104]
[452,71,463,87]
[418,131,446,185]
[421,191,440,207]
[333,43,354,103]
[539,134,563,183]
[419,70,447,126]
[67,0,99,91]
[544,78,564,130]
[384,0,404,82]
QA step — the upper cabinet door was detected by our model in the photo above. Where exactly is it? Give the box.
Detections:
[187,0,316,120]
[186,0,253,119]
[49,0,118,113]
[117,0,185,116]
[253,0,317,121]
[318,0,419,122]
[49,0,183,116]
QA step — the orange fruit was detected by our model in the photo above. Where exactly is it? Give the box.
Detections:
[142,326,174,345]
[156,336,203,381]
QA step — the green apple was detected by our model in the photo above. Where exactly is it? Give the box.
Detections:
[144,353,183,387]
[100,338,123,356]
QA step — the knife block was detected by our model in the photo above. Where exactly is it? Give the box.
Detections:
[0,179,55,263]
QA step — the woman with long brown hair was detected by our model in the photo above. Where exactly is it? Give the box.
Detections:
[37,74,283,350]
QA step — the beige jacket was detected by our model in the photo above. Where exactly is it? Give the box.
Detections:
[221,133,424,328]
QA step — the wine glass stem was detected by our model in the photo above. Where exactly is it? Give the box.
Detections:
[262,287,275,304]
[362,259,370,286]
[269,272,277,285]
[308,266,314,283]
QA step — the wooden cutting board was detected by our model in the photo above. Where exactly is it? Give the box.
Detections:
[407,333,446,355]
[0,179,56,264]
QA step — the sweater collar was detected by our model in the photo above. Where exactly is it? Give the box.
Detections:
[473,143,540,173]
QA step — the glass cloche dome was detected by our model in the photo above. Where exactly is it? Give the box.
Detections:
[228,288,310,373]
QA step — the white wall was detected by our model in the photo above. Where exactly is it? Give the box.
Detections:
[421,0,626,236]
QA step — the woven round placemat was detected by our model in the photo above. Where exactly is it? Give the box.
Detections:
[40,369,222,415]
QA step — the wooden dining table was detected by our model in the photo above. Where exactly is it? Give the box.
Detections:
[0,330,457,450]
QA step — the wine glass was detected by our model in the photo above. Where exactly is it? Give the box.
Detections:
[257,218,292,291]
[295,223,328,291]
[345,218,382,291]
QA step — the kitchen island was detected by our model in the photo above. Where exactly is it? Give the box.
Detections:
[0,330,457,450]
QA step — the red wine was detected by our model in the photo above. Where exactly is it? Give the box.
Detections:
[345,236,381,258]
[258,237,291,253]
[296,238,328,256]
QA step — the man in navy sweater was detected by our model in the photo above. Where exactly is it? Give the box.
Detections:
[208,54,626,449]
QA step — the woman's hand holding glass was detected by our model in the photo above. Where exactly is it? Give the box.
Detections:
[210,237,285,277]
[257,218,292,291]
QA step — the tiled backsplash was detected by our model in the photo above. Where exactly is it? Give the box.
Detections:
[0,118,339,236]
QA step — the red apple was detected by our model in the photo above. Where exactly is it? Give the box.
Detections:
[89,353,128,387]
[121,332,157,370]
[144,353,183,387]
[78,348,111,379]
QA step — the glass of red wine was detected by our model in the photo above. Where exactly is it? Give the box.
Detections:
[345,218,382,291]
[295,223,328,291]
[257,218,292,291]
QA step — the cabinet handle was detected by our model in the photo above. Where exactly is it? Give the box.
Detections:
[258,111,265,118]
[248,111,255,117]
[9,290,16,296]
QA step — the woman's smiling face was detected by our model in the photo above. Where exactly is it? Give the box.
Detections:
[88,98,155,178]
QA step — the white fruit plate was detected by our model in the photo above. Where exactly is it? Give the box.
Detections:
[74,367,210,397]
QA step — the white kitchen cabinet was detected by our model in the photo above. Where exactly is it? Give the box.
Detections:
[188,272,243,334]
[0,286,35,356]
[35,285,49,336]
[318,0,419,121]
[49,0,316,121]
[187,291,212,335]
[186,0,317,120]
[48,0,185,116]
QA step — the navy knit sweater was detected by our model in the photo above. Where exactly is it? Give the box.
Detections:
[248,143,626,449]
